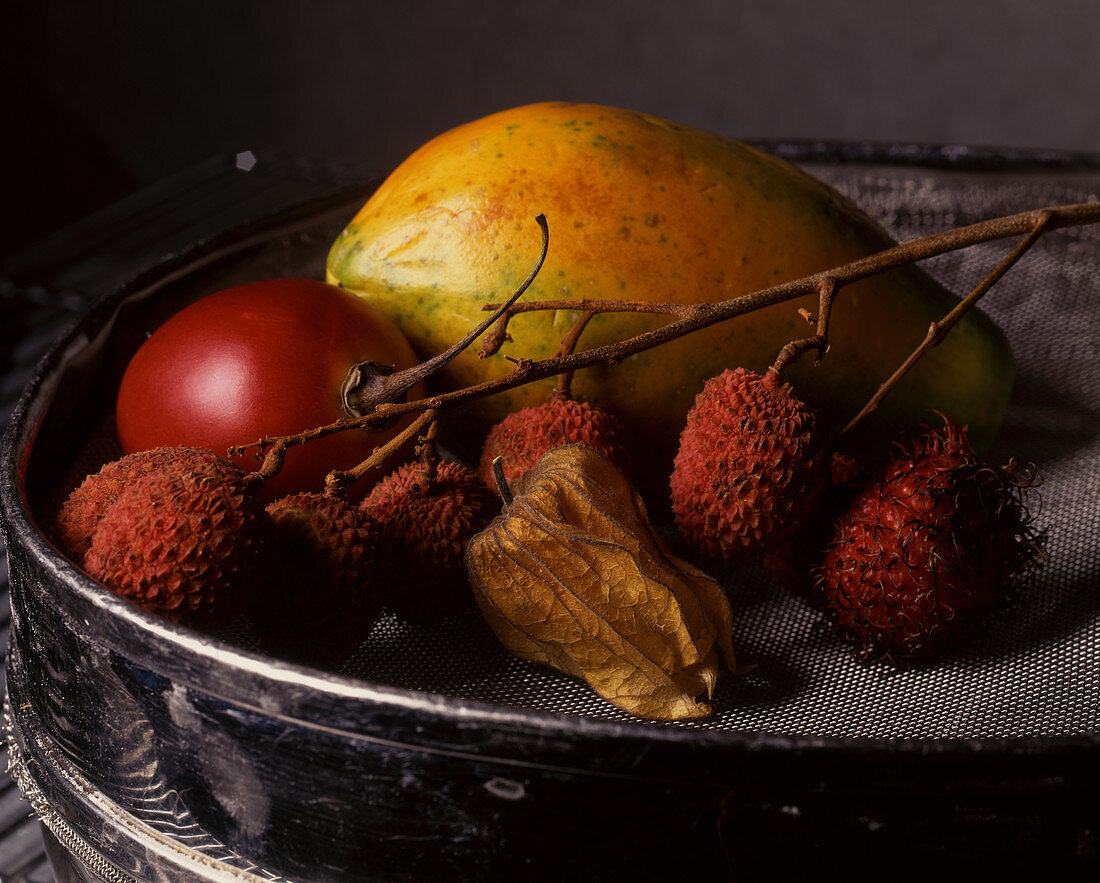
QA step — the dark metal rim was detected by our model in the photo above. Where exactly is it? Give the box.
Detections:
[750,139,1100,172]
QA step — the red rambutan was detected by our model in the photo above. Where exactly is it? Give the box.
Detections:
[816,415,1046,663]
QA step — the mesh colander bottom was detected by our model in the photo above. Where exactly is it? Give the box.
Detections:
[367,163,1100,739]
[330,164,1100,740]
[55,161,1100,743]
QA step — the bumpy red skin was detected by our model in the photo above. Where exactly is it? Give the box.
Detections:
[83,451,269,626]
[670,367,826,564]
[363,460,501,621]
[817,417,1042,663]
[763,450,869,597]
[477,391,631,495]
[54,447,226,565]
[259,492,388,668]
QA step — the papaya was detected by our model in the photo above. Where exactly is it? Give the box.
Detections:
[327,102,1014,490]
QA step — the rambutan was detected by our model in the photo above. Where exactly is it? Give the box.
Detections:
[54,446,227,564]
[669,366,827,564]
[81,449,270,626]
[815,415,1046,663]
[362,459,500,621]
[256,492,389,667]
[476,389,630,495]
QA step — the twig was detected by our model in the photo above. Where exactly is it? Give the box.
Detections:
[770,276,839,375]
[478,299,694,358]
[323,407,440,495]
[554,310,600,394]
[378,202,1100,420]
[244,201,1100,480]
[416,414,443,480]
[836,209,1056,441]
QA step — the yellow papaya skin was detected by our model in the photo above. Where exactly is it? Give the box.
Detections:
[327,102,1014,485]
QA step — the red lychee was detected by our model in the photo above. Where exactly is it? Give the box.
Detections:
[54,446,227,564]
[816,415,1045,663]
[477,390,630,495]
[670,367,827,564]
[82,449,270,626]
[256,492,389,668]
[362,459,501,621]
[762,449,870,597]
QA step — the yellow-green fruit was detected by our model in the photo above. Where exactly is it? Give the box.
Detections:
[327,102,1014,485]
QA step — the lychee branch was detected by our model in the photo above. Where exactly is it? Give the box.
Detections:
[552,309,597,394]
[478,300,693,358]
[241,201,1099,485]
[477,203,1100,370]
[414,414,443,479]
[769,277,839,375]
[426,202,1100,413]
[231,416,365,484]
[323,407,441,495]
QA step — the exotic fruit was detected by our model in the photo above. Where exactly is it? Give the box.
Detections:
[362,459,500,621]
[327,101,1015,477]
[256,492,388,667]
[115,278,426,501]
[467,445,737,721]
[76,447,270,626]
[670,366,827,564]
[53,446,228,564]
[477,389,631,494]
[761,449,870,598]
[816,415,1046,663]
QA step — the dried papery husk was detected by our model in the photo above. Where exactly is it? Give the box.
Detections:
[466,445,737,721]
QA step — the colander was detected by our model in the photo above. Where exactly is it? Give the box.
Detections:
[3,146,1099,880]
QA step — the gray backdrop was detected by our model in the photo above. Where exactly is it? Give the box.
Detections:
[4,0,1099,253]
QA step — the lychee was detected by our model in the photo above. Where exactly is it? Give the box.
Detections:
[82,449,270,626]
[670,366,827,564]
[762,449,869,597]
[477,389,630,495]
[815,415,1045,663]
[362,459,501,621]
[54,446,227,564]
[256,492,389,667]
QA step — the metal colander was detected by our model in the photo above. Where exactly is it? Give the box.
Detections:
[3,149,1098,881]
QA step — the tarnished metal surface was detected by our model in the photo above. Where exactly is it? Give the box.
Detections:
[2,145,1099,879]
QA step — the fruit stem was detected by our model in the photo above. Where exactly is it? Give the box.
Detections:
[836,209,1056,442]
[554,309,598,395]
[770,276,839,376]
[347,213,550,413]
[492,456,514,505]
[416,415,443,481]
[323,407,439,495]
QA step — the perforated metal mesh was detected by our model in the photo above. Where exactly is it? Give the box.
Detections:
[328,162,1100,740]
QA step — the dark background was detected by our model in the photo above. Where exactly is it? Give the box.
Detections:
[3,0,1099,257]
